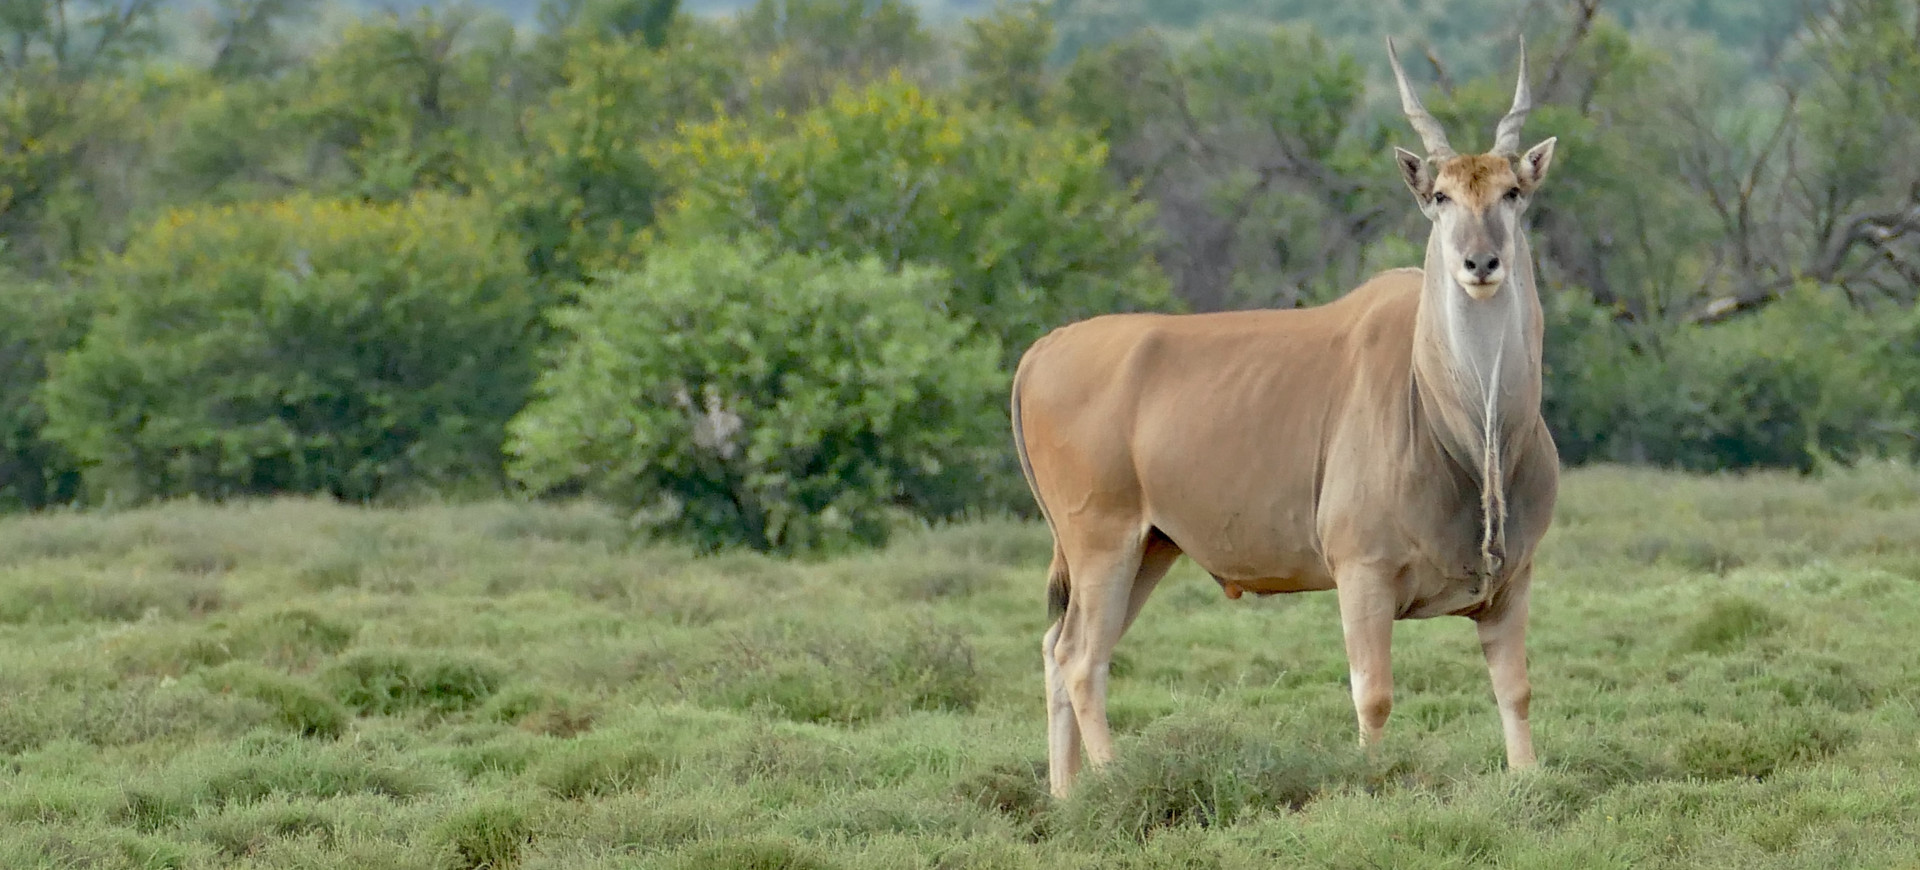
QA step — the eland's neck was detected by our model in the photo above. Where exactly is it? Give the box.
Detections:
[1411,230,1543,461]
[1411,229,1544,581]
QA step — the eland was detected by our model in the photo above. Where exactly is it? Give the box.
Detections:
[1011,38,1561,797]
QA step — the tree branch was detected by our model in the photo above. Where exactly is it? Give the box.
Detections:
[1691,191,1920,324]
[1424,47,1454,96]
[1541,0,1602,103]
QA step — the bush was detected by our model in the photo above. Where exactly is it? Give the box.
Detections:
[508,239,1005,554]
[0,275,86,510]
[42,194,542,504]
[1545,287,1912,471]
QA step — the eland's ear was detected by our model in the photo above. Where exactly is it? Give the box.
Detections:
[1395,147,1434,202]
[1516,137,1556,192]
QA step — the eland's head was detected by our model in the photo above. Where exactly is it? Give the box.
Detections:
[1387,38,1556,302]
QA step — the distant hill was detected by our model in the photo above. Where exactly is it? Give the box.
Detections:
[312,0,1812,69]
[327,0,991,23]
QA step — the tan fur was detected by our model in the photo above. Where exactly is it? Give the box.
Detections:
[1435,154,1521,208]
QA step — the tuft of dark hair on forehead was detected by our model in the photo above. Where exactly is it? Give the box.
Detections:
[1435,154,1519,207]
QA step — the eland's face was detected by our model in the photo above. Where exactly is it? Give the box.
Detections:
[1428,154,1525,300]
[1385,36,1557,302]
[1392,142,1556,302]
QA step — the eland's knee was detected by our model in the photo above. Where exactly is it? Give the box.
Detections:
[1355,688,1392,739]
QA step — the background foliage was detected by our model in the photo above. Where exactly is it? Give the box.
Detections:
[5,0,1920,551]
[0,273,86,510]
[653,71,1169,362]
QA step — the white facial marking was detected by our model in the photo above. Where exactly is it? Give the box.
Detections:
[1436,196,1515,302]
[1455,273,1504,300]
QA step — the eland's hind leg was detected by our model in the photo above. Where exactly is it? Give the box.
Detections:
[1123,532,1181,632]
[1040,546,1080,795]
[1050,528,1160,789]
[1045,530,1179,797]
[1054,558,1136,770]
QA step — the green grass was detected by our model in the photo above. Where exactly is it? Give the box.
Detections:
[5,466,1920,867]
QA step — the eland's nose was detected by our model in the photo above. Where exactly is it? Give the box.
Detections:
[1463,254,1501,281]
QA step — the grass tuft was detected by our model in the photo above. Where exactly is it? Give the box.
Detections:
[295,552,364,591]
[1054,711,1364,841]
[117,786,195,833]
[196,801,334,858]
[434,800,534,870]
[0,569,225,624]
[956,759,1051,840]
[227,609,356,668]
[480,499,629,547]
[0,683,273,755]
[1680,596,1784,654]
[116,833,195,870]
[1676,710,1855,780]
[197,664,350,738]
[698,620,980,724]
[323,650,505,716]
[1628,535,1747,574]
[666,835,835,870]
[529,736,665,800]
[482,687,597,738]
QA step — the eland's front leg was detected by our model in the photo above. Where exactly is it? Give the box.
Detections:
[1334,567,1397,750]
[1476,573,1536,769]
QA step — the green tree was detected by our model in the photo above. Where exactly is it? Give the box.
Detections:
[488,17,738,280]
[654,73,1170,361]
[43,194,541,503]
[1063,26,1386,310]
[0,274,85,509]
[735,0,932,111]
[1787,0,1920,308]
[0,0,162,81]
[536,0,680,50]
[508,239,1005,554]
[159,8,525,206]
[0,0,160,275]
[201,0,318,80]
[961,1,1055,120]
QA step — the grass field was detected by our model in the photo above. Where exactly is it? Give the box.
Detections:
[5,465,1920,868]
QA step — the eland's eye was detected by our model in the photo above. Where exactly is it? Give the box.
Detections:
[1503,187,1521,202]
[1432,192,1451,205]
